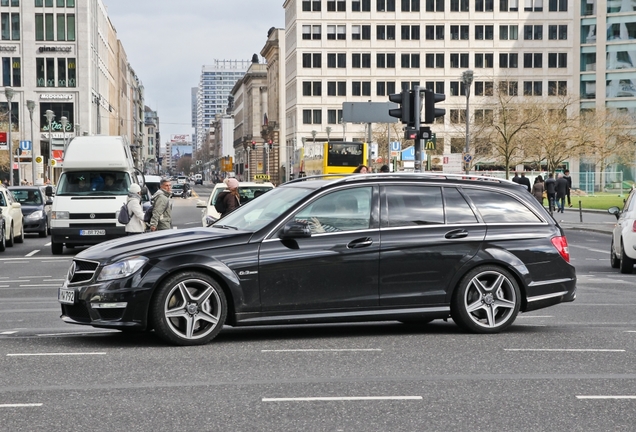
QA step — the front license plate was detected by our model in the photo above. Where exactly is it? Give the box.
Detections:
[58,288,75,304]
[80,230,105,236]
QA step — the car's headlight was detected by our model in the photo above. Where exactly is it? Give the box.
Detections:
[52,211,69,219]
[26,210,44,220]
[97,256,148,281]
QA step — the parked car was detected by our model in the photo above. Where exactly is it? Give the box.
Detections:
[196,181,274,225]
[9,186,52,237]
[57,173,577,346]
[0,184,24,248]
[609,187,636,273]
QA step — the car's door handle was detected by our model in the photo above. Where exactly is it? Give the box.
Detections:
[348,237,373,249]
[445,229,469,239]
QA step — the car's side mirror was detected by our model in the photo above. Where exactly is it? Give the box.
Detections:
[280,221,312,239]
[45,185,53,197]
[196,200,206,208]
[608,206,621,220]
[12,202,21,209]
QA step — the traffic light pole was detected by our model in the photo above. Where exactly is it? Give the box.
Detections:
[413,85,422,173]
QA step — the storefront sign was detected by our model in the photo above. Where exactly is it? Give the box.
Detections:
[38,46,73,53]
[0,46,17,52]
[40,94,74,100]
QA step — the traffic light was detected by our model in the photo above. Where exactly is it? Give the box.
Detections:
[388,90,414,126]
[404,126,417,140]
[423,89,446,124]
[268,139,273,150]
[251,141,256,150]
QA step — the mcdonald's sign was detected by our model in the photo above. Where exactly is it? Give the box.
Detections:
[424,132,437,151]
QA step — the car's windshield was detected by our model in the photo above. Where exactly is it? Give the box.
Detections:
[56,171,131,196]
[214,186,313,231]
[10,189,43,205]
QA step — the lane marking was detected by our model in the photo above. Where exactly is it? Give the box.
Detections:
[577,396,636,400]
[505,349,625,352]
[44,242,51,246]
[25,250,40,257]
[0,256,68,262]
[36,330,117,336]
[569,245,607,254]
[7,261,29,264]
[0,331,18,335]
[261,349,382,352]
[262,396,422,402]
[19,284,59,287]
[19,275,51,279]
[7,352,107,357]
[517,316,553,319]
[0,403,43,408]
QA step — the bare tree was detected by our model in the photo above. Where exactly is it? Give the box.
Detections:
[176,156,193,175]
[372,122,407,164]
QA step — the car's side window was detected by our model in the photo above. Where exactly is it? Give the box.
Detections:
[294,187,372,234]
[444,187,479,224]
[623,190,635,212]
[386,185,444,227]
[0,191,5,207]
[464,188,542,223]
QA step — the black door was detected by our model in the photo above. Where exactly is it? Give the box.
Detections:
[258,186,380,312]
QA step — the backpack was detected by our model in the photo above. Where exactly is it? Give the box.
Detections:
[214,191,229,214]
[117,202,130,225]
[143,204,154,223]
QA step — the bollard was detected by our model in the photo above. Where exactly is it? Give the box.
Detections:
[579,200,583,223]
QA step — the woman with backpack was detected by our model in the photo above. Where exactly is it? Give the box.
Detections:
[125,184,146,235]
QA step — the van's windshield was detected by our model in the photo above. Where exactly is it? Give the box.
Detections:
[56,171,131,196]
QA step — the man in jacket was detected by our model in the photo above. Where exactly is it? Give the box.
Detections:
[555,173,569,213]
[545,173,557,213]
[149,179,172,231]
[125,184,146,235]
[563,169,573,207]
[518,172,531,193]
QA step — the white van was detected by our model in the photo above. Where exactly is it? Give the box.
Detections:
[48,136,140,255]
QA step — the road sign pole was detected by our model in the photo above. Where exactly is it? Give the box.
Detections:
[413,85,421,173]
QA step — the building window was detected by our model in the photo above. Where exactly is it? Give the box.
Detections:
[337,25,346,39]
[327,53,346,68]
[475,0,494,11]
[327,25,336,40]
[302,53,322,68]
[402,25,420,40]
[362,81,371,96]
[303,110,312,124]
[474,53,493,68]
[523,53,543,68]
[450,0,469,10]
[2,57,20,87]
[474,81,494,96]
[1,13,19,40]
[302,25,311,40]
[499,53,518,68]
[499,25,518,40]
[352,25,361,40]
[327,81,336,96]
[377,25,397,40]
[327,0,346,11]
[302,0,322,11]
[401,0,421,11]
[352,81,361,96]
[377,0,396,11]
[36,57,75,87]
[558,24,567,40]
[523,81,542,96]
[451,53,469,68]
[352,0,372,11]
[548,0,566,11]
[312,25,321,39]
[548,52,567,68]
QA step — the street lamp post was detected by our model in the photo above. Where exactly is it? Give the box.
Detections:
[26,100,36,185]
[60,116,68,159]
[461,70,474,175]
[5,87,14,185]
[45,109,55,183]
[325,126,332,143]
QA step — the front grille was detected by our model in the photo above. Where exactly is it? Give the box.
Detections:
[96,308,125,321]
[62,304,91,322]
[68,259,99,284]
[70,213,115,219]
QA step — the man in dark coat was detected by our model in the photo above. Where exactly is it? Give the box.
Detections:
[563,169,573,207]
[555,173,569,213]
[518,172,531,193]
[512,172,521,184]
[545,173,557,213]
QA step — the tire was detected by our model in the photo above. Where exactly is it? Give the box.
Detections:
[51,241,63,255]
[620,241,634,274]
[6,225,14,247]
[0,223,5,252]
[610,239,620,269]
[150,271,227,346]
[451,265,521,334]
[39,220,48,238]
[15,223,24,243]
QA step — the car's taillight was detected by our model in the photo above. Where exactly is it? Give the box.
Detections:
[551,235,570,263]
[632,221,636,232]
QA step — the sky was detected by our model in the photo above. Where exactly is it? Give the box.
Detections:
[103,0,285,143]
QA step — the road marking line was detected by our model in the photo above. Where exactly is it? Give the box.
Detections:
[261,349,382,352]
[36,330,116,336]
[7,261,29,264]
[0,257,67,261]
[25,250,40,257]
[44,242,51,246]
[517,316,553,319]
[0,403,43,408]
[569,246,607,254]
[7,352,107,357]
[625,331,636,333]
[577,396,636,400]
[19,284,59,287]
[0,331,18,335]
[505,349,625,352]
[262,396,422,402]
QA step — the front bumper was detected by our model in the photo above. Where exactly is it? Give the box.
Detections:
[51,226,126,246]
[23,218,46,233]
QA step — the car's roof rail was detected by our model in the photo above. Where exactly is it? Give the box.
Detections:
[285,172,517,186]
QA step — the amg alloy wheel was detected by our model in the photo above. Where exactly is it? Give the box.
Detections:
[451,266,521,334]
[610,239,620,269]
[150,272,227,346]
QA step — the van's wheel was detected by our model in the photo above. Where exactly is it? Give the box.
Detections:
[620,241,634,274]
[610,239,620,269]
[51,242,63,255]
[6,225,14,247]
[15,224,24,243]
[0,223,5,252]
[451,265,521,334]
[150,271,227,346]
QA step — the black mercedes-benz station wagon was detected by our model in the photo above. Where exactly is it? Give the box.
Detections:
[58,173,576,345]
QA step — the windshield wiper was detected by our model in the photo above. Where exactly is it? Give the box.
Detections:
[212,224,238,230]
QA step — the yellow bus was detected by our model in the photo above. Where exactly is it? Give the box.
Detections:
[302,142,369,176]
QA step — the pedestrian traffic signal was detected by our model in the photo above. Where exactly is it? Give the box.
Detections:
[251,141,256,150]
[423,89,446,124]
[404,126,418,140]
[388,90,414,126]
[268,139,273,150]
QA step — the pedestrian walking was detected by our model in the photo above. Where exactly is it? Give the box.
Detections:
[220,177,241,218]
[125,184,146,235]
[380,165,390,173]
[149,178,172,231]
[532,175,545,204]
[353,165,369,174]
[545,173,557,212]
[563,169,573,207]
[519,172,531,192]
[555,173,568,213]
[512,172,521,184]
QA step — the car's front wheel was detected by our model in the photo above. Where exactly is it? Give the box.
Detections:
[610,239,620,269]
[39,220,47,238]
[620,240,634,274]
[451,265,521,334]
[150,271,227,346]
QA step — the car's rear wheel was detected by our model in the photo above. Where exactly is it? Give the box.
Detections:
[620,241,634,274]
[451,265,521,334]
[150,271,227,346]
[6,225,14,247]
[610,239,620,269]
[0,223,5,252]
[15,223,24,243]
[51,241,63,255]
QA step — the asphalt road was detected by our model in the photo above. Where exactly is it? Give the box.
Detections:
[0,185,635,431]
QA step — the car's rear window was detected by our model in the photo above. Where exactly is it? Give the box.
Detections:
[464,188,542,223]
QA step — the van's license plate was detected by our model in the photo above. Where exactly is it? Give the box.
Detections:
[58,288,75,304]
[80,230,105,236]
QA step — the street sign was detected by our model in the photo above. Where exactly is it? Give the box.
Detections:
[254,174,270,181]
[342,102,399,123]
[35,155,43,164]
[401,146,415,161]
[390,141,401,152]
[463,153,473,163]
[19,140,32,151]
[443,154,464,174]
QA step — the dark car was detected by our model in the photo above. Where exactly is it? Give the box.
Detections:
[9,186,52,237]
[57,173,576,346]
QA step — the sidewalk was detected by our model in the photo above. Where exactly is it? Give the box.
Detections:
[551,206,616,235]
